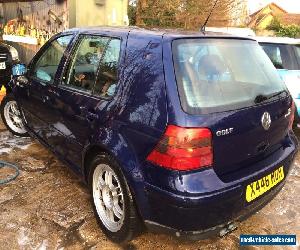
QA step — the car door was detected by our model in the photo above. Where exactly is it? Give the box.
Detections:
[15,34,74,142]
[47,34,123,168]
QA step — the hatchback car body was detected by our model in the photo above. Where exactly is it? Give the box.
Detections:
[0,42,19,88]
[1,27,298,243]
[257,37,300,125]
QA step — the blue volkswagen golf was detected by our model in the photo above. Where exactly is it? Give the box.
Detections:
[1,27,298,243]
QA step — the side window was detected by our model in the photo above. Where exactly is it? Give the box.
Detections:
[294,46,300,68]
[31,35,73,84]
[63,35,110,92]
[94,38,121,97]
[261,43,298,70]
[261,44,284,69]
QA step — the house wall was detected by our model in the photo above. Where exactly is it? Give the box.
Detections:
[0,0,68,64]
[69,0,128,28]
[248,3,287,30]
[0,1,69,31]
[256,14,274,30]
[0,0,128,64]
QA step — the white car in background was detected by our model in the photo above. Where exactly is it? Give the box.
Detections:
[256,37,300,127]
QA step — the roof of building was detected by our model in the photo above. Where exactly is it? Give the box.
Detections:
[248,2,288,28]
[280,14,300,26]
[250,2,287,17]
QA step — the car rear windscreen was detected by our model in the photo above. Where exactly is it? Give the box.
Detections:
[172,39,287,115]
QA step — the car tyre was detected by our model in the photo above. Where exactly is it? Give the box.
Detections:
[0,95,28,137]
[88,153,142,243]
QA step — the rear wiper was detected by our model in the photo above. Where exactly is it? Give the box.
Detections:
[254,90,288,104]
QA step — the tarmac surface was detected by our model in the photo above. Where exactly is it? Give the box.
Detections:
[0,120,299,250]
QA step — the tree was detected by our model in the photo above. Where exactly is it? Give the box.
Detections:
[267,18,300,38]
[128,5,137,25]
[136,0,248,29]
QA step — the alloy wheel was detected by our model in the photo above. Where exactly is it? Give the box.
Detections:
[3,101,27,134]
[92,164,125,232]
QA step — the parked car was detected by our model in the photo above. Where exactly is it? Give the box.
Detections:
[0,42,19,89]
[1,27,298,243]
[257,37,300,127]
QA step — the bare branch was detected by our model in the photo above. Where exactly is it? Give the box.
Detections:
[136,0,248,29]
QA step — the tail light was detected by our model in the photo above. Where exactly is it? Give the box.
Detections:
[146,125,213,171]
[288,101,295,130]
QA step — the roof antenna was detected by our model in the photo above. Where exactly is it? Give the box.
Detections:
[201,0,219,33]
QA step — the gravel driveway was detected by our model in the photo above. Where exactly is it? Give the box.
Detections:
[0,120,299,250]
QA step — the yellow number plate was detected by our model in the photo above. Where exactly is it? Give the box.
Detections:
[246,166,284,202]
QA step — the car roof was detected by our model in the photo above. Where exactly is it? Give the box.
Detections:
[255,36,300,45]
[64,26,257,41]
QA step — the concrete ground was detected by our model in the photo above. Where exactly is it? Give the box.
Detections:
[0,120,299,250]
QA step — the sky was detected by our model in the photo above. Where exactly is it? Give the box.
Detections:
[248,0,300,14]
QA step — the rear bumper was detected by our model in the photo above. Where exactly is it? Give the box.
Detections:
[138,133,298,239]
[145,177,285,240]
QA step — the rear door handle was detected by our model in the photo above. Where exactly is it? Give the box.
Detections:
[79,106,98,122]
[86,111,98,122]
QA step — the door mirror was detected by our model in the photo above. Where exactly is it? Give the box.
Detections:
[16,76,29,86]
[12,64,27,77]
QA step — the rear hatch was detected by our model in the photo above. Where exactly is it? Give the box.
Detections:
[172,38,292,176]
[211,98,291,176]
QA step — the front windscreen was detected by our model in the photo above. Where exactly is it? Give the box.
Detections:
[172,39,287,115]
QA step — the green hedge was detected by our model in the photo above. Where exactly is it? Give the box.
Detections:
[267,18,300,38]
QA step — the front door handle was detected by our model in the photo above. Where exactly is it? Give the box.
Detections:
[48,88,59,96]
[42,95,50,103]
